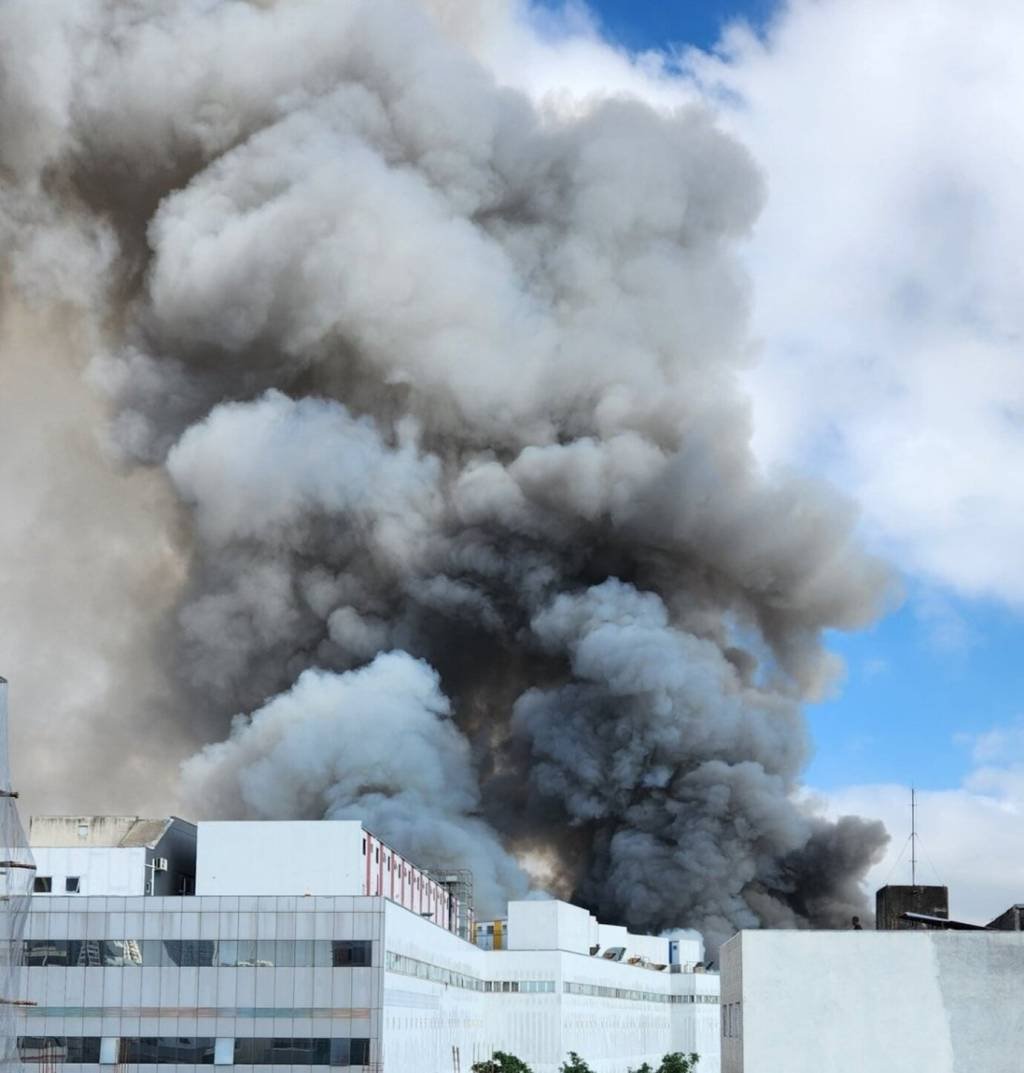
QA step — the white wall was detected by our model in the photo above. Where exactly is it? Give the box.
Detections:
[31,846,147,896]
[385,899,720,1073]
[196,821,365,895]
[722,930,1024,1073]
[508,900,596,954]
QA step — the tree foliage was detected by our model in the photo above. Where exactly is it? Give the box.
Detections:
[657,1054,699,1073]
[628,1054,700,1073]
[471,1052,533,1073]
[560,1054,595,1073]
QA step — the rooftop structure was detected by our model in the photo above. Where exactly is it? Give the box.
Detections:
[875,883,949,930]
[29,814,196,897]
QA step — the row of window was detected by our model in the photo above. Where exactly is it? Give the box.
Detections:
[33,877,80,893]
[563,982,719,1005]
[722,1001,743,1038]
[18,1037,371,1066]
[486,980,556,994]
[384,950,484,991]
[23,939,373,968]
[385,951,712,1004]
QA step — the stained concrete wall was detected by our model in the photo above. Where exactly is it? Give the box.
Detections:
[721,929,1024,1073]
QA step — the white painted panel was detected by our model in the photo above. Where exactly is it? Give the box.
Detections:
[196,821,365,896]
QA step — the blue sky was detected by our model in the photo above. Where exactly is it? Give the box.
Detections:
[572,0,777,51]
[530,0,1024,838]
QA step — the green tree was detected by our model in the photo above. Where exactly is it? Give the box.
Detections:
[658,1053,699,1073]
[627,1064,655,1073]
[560,1054,595,1073]
[470,1052,533,1073]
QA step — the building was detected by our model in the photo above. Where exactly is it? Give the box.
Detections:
[29,816,197,897]
[18,819,721,1073]
[720,916,1024,1072]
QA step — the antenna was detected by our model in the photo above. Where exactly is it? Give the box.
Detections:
[910,786,917,887]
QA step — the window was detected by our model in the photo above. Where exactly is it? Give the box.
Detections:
[374,847,379,863]
[32,877,51,893]
[361,838,366,855]
[331,941,372,967]
[19,1037,101,1063]
[22,939,372,969]
[64,876,81,893]
[120,1038,215,1064]
[234,1038,369,1066]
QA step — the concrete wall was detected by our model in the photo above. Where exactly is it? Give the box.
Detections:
[196,821,365,896]
[721,929,1024,1073]
[508,900,596,954]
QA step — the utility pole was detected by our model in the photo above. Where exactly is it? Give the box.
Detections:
[910,786,917,887]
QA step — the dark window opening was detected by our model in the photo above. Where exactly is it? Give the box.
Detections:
[32,877,52,893]
[331,940,372,967]
[64,876,81,893]
[120,1037,215,1064]
[234,1038,369,1066]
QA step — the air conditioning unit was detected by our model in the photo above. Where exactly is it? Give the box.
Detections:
[153,858,169,872]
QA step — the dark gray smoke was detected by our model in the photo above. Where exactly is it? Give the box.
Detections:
[0,0,890,948]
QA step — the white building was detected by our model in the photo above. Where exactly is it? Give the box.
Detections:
[29,816,197,897]
[720,928,1024,1073]
[20,819,721,1072]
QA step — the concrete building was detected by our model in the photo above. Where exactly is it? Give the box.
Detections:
[720,927,1024,1073]
[18,819,721,1073]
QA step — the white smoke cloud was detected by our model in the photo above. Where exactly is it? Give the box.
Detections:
[182,652,528,914]
[0,0,895,942]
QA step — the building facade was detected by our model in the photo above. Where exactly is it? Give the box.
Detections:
[720,928,1024,1073]
[19,820,721,1073]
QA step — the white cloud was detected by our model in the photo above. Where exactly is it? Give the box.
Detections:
[689,0,1024,604]
[480,0,1024,606]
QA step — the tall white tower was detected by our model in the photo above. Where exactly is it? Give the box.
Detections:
[0,677,34,1071]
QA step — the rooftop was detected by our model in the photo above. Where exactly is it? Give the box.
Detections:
[29,815,194,849]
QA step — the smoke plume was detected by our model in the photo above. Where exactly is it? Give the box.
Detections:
[0,0,890,947]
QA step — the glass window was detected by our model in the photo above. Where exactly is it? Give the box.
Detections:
[235,1038,341,1065]
[292,939,315,967]
[102,940,142,966]
[32,877,51,893]
[349,1039,370,1066]
[255,940,278,967]
[331,941,371,967]
[24,940,68,966]
[120,1037,214,1064]
[19,1037,102,1063]
[64,876,81,893]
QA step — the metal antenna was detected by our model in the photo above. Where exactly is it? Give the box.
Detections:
[910,786,917,887]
